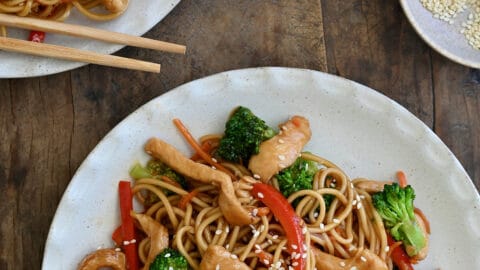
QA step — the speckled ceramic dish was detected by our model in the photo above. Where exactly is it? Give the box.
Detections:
[400,0,480,68]
[0,0,180,78]
[42,67,480,269]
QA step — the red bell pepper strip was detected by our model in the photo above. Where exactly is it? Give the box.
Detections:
[252,183,305,270]
[28,31,45,43]
[387,233,414,270]
[118,181,139,270]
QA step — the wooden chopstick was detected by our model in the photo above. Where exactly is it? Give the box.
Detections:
[0,13,186,54]
[0,37,161,73]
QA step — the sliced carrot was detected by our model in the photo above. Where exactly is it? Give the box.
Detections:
[178,188,200,210]
[256,207,270,217]
[160,175,182,189]
[191,140,215,161]
[173,118,236,179]
[396,171,408,188]
[111,225,123,246]
[257,250,274,266]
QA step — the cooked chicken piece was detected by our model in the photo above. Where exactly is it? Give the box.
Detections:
[145,138,255,226]
[77,248,126,270]
[199,245,251,270]
[248,116,311,181]
[312,247,388,270]
[103,0,128,13]
[131,212,169,270]
[410,212,429,261]
[355,180,393,193]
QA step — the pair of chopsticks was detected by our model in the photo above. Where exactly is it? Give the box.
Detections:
[0,13,186,73]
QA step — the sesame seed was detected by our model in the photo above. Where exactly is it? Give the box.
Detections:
[268,239,273,245]
[253,174,261,179]
[352,199,357,205]
[313,212,319,218]
[211,157,218,163]
[292,262,299,266]
[294,253,301,259]
[255,249,261,254]
[350,267,357,270]
[282,125,288,131]
[357,203,363,209]
[257,192,264,198]
[278,155,286,161]
[291,244,298,250]
[215,229,223,235]
[349,246,356,251]
[360,256,367,262]
[319,223,325,230]
[302,253,307,258]
[264,259,270,265]
[165,253,171,258]
[215,264,220,270]
[333,218,340,224]
[278,139,285,143]
[275,261,282,268]
[272,234,279,239]
[340,261,346,267]
[226,226,230,233]
[255,244,261,250]
[230,254,238,259]
[385,246,390,252]
[226,244,230,249]
[211,166,217,170]
[253,230,260,237]
[114,247,121,252]
[169,267,173,270]
[123,240,129,246]
[129,239,136,244]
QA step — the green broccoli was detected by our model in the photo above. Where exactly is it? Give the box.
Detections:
[275,157,333,209]
[216,106,276,163]
[149,248,188,270]
[130,159,187,205]
[372,183,425,257]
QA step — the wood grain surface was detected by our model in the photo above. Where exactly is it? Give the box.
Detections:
[0,0,479,269]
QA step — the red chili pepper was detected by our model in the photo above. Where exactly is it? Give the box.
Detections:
[28,31,45,43]
[387,233,414,270]
[252,183,305,270]
[119,181,139,270]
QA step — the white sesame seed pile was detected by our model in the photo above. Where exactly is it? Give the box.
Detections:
[419,0,480,49]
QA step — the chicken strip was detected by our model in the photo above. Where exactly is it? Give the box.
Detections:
[248,116,311,181]
[199,245,251,270]
[130,212,169,270]
[145,138,255,226]
[77,248,126,270]
[312,247,388,270]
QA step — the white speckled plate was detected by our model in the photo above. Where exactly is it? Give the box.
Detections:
[42,67,480,269]
[400,0,480,68]
[0,0,180,78]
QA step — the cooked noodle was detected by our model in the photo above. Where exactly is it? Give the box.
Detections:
[0,0,128,36]
[131,136,394,270]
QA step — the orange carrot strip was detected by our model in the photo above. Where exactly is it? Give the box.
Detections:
[160,175,182,189]
[178,188,200,210]
[257,250,274,266]
[396,171,408,188]
[173,118,236,179]
[256,207,270,217]
[191,140,215,161]
[414,207,431,234]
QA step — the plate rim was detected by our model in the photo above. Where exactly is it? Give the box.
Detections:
[0,0,181,79]
[42,66,480,269]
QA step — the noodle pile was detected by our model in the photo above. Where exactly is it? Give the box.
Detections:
[131,134,394,270]
[0,0,128,36]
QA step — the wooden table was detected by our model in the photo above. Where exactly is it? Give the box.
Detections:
[1,1,479,269]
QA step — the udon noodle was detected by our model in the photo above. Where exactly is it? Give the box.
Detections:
[0,0,128,36]
[130,134,392,270]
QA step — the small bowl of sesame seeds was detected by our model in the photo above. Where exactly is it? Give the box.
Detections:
[400,0,480,68]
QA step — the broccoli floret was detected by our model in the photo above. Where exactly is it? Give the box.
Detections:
[149,248,188,270]
[372,183,425,257]
[275,157,333,209]
[276,157,317,197]
[130,159,186,189]
[216,106,276,163]
[130,159,187,205]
